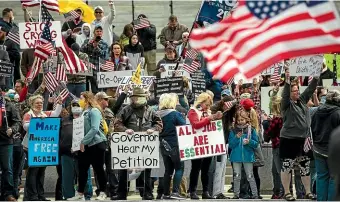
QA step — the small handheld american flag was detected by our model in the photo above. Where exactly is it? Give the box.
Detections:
[7,27,20,46]
[53,88,70,110]
[183,49,201,74]
[64,10,81,24]
[270,64,281,84]
[55,63,68,82]
[133,18,150,30]
[45,72,59,93]
[100,58,115,71]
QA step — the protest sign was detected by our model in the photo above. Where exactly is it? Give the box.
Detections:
[191,79,206,98]
[197,0,237,25]
[28,118,60,166]
[190,71,205,80]
[110,132,159,169]
[160,64,191,78]
[176,120,226,161]
[0,61,13,77]
[97,70,145,88]
[117,76,155,104]
[72,116,84,152]
[287,55,323,77]
[19,21,62,49]
[261,61,284,75]
[154,77,184,98]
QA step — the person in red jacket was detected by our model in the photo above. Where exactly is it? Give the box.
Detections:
[187,92,222,199]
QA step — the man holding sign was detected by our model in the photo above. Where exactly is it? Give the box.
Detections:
[113,87,163,200]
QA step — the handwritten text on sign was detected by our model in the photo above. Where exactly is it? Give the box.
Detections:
[19,21,62,49]
[72,116,84,152]
[161,64,191,78]
[287,55,323,77]
[176,120,225,161]
[110,132,159,169]
[28,118,60,166]
[97,70,144,88]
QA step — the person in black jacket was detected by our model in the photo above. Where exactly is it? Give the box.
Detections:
[0,94,22,201]
[328,125,340,201]
[311,90,340,201]
[135,14,157,76]
[61,8,85,48]
[58,101,93,200]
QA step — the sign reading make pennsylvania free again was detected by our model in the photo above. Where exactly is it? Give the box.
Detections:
[176,120,225,161]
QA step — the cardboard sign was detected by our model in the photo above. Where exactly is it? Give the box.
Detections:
[176,120,226,161]
[19,21,62,49]
[28,118,60,166]
[287,55,323,77]
[160,64,191,78]
[191,79,206,98]
[72,116,84,152]
[97,70,145,88]
[154,77,184,98]
[0,61,13,76]
[111,132,159,169]
[261,61,284,75]
[117,76,155,104]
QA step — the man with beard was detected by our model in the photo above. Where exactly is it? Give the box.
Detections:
[113,87,163,200]
[159,15,188,47]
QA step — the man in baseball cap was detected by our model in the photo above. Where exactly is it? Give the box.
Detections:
[92,1,116,45]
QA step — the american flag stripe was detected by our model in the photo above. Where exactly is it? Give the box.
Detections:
[134,18,150,30]
[185,49,199,59]
[183,60,200,74]
[21,0,40,7]
[190,1,340,82]
[303,136,313,153]
[7,28,20,45]
[86,61,96,70]
[101,60,115,71]
[308,76,313,85]
[45,72,59,93]
[56,63,68,82]
[26,58,43,83]
[226,77,234,86]
[34,45,50,61]
[58,38,87,74]
[42,0,59,12]
[53,88,70,110]
[270,65,281,83]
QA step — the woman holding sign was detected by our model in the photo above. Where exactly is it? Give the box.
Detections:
[22,95,62,201]
[187,92,223,199]
[69,92,108,201]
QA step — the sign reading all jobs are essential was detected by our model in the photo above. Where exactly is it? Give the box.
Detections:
[19,21,62,49]
[28,118,60,166]
[111,132,159,169]
[176,120,226,161]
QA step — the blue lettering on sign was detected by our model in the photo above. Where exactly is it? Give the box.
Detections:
[197,0,238,24]
[28,118,61,167]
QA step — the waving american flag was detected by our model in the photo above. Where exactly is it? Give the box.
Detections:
[190,1,340,82]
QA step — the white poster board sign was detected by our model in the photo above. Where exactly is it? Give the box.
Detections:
[97,70,145,88]
[161,64,191,78]
[176,120,226,161]
[287,55,323,77]
[110,132,159,169]
[19,21,62,49]
[71,116,84,152]
[117,76,155,104]
[43,55,93,76]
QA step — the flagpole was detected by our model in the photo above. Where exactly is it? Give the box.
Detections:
[38,0,42,22]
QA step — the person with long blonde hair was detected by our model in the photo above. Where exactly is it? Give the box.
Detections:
[187,92,223,199]
[69,91,108,201]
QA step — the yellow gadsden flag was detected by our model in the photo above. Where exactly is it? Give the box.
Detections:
[59,0,95,24]
[131,63,142,85]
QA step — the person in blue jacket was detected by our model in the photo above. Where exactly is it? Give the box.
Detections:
[229,110,259,199]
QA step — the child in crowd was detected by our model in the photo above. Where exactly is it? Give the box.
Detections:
[229,110,259,199]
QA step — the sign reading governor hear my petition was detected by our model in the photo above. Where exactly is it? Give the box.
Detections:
[28,118,61,167]
[110,132,159,169]
[176,120,225,161]
[19,21,62,49]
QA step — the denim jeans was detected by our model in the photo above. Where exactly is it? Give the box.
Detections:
[233,162,258,197]
[272,148,283,196]
[315,152,335,201]
[310,160,317,194]
[13,145,25,199]
[61,155,93,200]
[66,83,86,104]
[0,144,14,198]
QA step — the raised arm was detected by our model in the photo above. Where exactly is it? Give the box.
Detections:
[281,70,291,111]
[300,77,319,104]
[107,1,116,25]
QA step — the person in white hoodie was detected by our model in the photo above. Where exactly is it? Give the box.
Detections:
[91,1,116,46]
[74,23,92,47]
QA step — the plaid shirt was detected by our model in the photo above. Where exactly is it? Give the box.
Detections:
[263,117,282,149]
[80,39,109,69]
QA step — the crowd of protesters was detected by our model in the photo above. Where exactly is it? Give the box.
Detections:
[0,1,339,202]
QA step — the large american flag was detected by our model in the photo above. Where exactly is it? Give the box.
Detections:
[100,58,115,71]
[45,72,59,93]
[190,1,340,82]
[40,21,54,46]
[183,49,201,73]
[26,44,52,82]
[7,26,20,46]
[56,63,68,82]
[133,18,150,30]
[57,38,87,74]
[41,5,54,22]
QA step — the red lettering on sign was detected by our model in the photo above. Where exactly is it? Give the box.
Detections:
[185,126,192,135]
[180,150,184,159]
[215,144,221,153]
[195,147,199,156]
[221,144,226,153]
[178,127,185,136]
